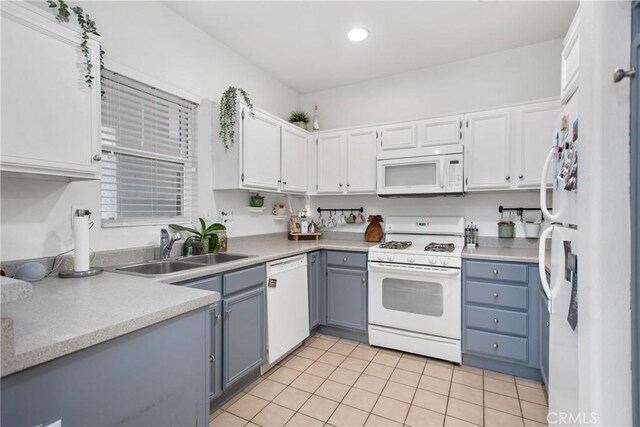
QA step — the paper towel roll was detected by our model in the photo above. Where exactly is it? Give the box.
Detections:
[73,216,90,272]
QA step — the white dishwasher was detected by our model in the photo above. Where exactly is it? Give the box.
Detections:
[265,254,309,365]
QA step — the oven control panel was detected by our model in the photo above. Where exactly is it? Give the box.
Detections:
[369,251,461,269]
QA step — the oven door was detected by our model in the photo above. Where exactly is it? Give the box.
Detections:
[368,262,461,340]
[377,154,463,195]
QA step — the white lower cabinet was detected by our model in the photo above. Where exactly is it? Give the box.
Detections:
[1,2,102,180]
[316,128,377,195]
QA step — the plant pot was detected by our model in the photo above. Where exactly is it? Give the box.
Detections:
[293,121,307,130]
[498,221,515,238]
[523,221,541,238]
[249,193,264,207]
[191,238,209,255]
[214,230,227,252]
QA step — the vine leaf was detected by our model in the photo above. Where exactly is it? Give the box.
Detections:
[219,86,254,150]
[46,0,105,96]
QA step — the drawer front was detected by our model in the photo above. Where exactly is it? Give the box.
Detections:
[223,265,266,296]
[326,251,367,269]
[466,306,528,337]
[465,260,528,283]
[182,275,222,293]
[466,281,528,310]
[465,329,528,363]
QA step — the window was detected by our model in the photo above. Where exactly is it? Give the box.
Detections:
[100,69,198,226]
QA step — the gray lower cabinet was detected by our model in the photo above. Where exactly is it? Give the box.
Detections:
[1,309,209,427]
[308,251,323,329]
[184,276,223,400]
[223,270,266,388]
[326,266,367,331]
[462,259,542,380]
[539,289,550,387]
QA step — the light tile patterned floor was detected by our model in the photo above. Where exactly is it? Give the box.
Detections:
[211,333,549,427]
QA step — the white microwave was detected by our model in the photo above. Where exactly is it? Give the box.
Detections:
[377,153,464,196]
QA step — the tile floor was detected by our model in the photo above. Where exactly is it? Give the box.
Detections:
[210,333,548,427]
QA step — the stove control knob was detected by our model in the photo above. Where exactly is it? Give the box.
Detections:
[408,255,416,263]
[428,256,437,264]
[376,253,385,261]
[439,257,450,266]
[385,253,395,262]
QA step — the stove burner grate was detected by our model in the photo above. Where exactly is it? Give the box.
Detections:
[379,241,413,250]
[424,243,455,253]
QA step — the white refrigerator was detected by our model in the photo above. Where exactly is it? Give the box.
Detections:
[538,91,580,419]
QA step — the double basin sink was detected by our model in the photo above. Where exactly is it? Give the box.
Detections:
[108,253,251,277]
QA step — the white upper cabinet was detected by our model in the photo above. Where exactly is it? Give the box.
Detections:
[242,109,281,191]
[345,127,377,193]
[464,108,512,190]
[1,2,102,180]
[378,122,417,158]
[281,126,308,194]
[417,114,464,154]
[512,100,560,189]
[316,132,344,194]
[560,12,579,105]
[213,104,309,194]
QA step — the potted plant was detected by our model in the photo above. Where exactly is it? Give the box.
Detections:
[169,218,226,256]
[219,86,254,150]
[288,111,310,130]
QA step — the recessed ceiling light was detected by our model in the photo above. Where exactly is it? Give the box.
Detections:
[347,28,369,42]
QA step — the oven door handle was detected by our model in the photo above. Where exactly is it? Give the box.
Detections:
[368,263,460,276]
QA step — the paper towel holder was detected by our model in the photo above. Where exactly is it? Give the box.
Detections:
[58,209,104,279]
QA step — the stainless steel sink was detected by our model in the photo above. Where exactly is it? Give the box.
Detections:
[180,253,250,265]
[114,260,204,276]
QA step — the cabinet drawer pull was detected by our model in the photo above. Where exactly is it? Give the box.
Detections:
[493,343,499,349]
[93,154,102,161]
[493,269,498,276]
[492,292,499,299]
[343,257,348,263]
[493,318,499,324]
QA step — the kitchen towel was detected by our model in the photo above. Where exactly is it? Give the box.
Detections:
[73,216,90,272]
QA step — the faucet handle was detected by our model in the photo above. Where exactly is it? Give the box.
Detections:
[160,228,169,240]
[171,232,182,242]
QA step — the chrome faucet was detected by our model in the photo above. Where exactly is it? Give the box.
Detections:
[160,228,182,259]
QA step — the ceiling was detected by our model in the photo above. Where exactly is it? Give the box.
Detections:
[164,1,578,94]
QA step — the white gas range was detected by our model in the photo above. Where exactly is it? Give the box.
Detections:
[368,216,465,364]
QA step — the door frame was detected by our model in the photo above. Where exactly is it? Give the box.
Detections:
[631,2,640,426]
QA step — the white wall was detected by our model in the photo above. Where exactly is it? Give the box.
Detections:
[1,1,300,261]
[301,39,562,130]
[577,1,632,425]
[309,192,548,239]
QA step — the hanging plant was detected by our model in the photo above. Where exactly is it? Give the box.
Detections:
[47,0,105,94]
[219,86,254,150]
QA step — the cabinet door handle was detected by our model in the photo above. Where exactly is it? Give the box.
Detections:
[93,154,102,161]
[226,309,232,316]
[546,321,550,327]
[493,318,499,324]
[282,181,287,185]
[493,292,499,299]
[215,314,221,321]
[505,176,510,181]
[209,354,215,363]
[361,276,366,282]
[493,343,499,349]
[518,174,524,180]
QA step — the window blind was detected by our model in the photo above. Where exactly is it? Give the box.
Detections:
[100,69,198,226]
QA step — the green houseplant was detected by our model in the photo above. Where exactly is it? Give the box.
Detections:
[288,111,310,129]
[219,86,254,150]
[169,218,226,256]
